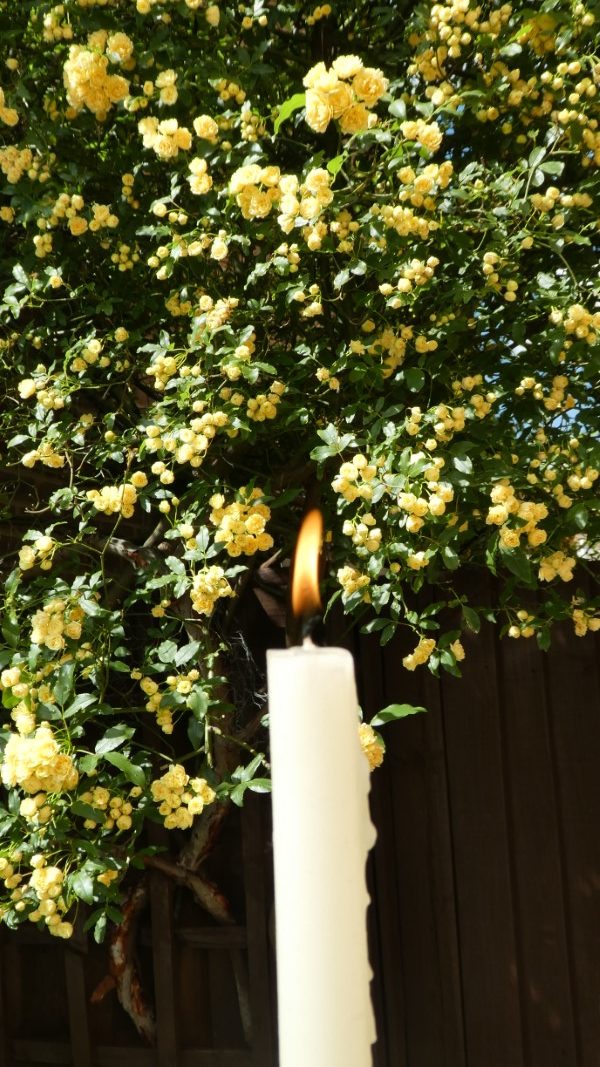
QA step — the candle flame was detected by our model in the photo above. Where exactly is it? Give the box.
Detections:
[291,509,323,619]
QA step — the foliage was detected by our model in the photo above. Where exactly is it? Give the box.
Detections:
[0,0,599,938]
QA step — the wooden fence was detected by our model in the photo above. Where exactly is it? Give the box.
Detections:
[1,581,599,1066]
[361,578,600,1067]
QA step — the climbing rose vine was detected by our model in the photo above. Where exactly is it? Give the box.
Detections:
[0,0,598,940]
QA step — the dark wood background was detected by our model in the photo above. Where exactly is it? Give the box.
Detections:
[1,585,599,1067]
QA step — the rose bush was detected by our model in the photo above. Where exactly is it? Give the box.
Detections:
[0,0,598,940]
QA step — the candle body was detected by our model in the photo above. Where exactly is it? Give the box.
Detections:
[267,645,377,1067]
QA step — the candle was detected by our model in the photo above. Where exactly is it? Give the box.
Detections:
[267,509,377,1067]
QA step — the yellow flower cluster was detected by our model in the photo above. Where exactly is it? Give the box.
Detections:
[359,723,384,770]
[209,487,273,557]
[187,157,213,195]
[372,201,437,241]
[153,68,178,106]
[247,380,285,421]
[21,441,65,472]
[0,86,18,127]
[191,566,234,616]
[408,1,512,88]
[277,168,334,240]
[329,208,359,253]
[538,550,576,582]
[18,373,65,409]
[303,55,388,135]
[306,3,332,24]
[401,119,443,153]
[43,5,73,42]
[508,609,537,639]
[145,410,228,472]
[332,454,378,502]
[79,785,136,831]
[337,565,371,599]
[138,668,200,733]
[63,44,130,120]
[18,534,56,572]
[571,601,600,637]
[397,161,453,208]
[515,373,574,414]
[550,303,600,345]
[403,637,436,671]
[229,163,283,219]
[486,483,548,550]
[70,337,111,372]
[1,724,78,794]
[86,482,138,518]
[150,764,216,830]
[215,76,244,104]
[221,330,256,379]
[18,792,52,825]
[0,146,32,182]
[343,514,382,553]
[240,105,265,142]
[33,232,53,258]
[7,856,73,939]
[138,117,192,159]
[31,598,84,650]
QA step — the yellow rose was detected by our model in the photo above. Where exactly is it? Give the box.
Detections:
[352,66,388,107]
[339,102,371,135]
[305,89,332,133]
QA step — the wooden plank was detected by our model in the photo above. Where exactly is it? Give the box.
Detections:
[420,668,466,1067]
[358,632,404,1067]
[140,926,247,949]
[149,871,179,1067]
[241,793,276,1065]
[0,931,11,1067]
[208,949,241,1048]
[64,946,93,1067]
[544,622,600,1067]
[498,630,578,1065]
[381,638,465,1067]
[441,584,525,1067]
[12,1041,253,1066]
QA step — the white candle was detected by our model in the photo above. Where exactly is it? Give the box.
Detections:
[268,640,377,1067]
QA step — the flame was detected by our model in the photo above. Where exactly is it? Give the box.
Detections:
[291,508,323,619]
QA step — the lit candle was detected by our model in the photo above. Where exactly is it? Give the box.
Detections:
[267,509,377,1067]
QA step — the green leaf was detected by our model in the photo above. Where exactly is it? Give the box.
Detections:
[405,368,425,392]
[334,268,350,289]
[232,752,264,783]
[71,870,95,905]
[188,687,209,719]
[499,545,533,583]
[528,146,546,168]
[452,453,473,475]
[54,662,75,706]
[94,913,107,944]
[274,92,305,134]
[388,99,406,119]
[95,724,135,754]
[157,639,178,664]
[64,693,96,718]
[441,545,460,570]
[174,641,200,667]
[537,272,556,290]
[462,606,481,633]
[568,502,588,530]
[371,703,427,726]
[71,800,106,823]
[327,154,345,176]
[103,751,146,787]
